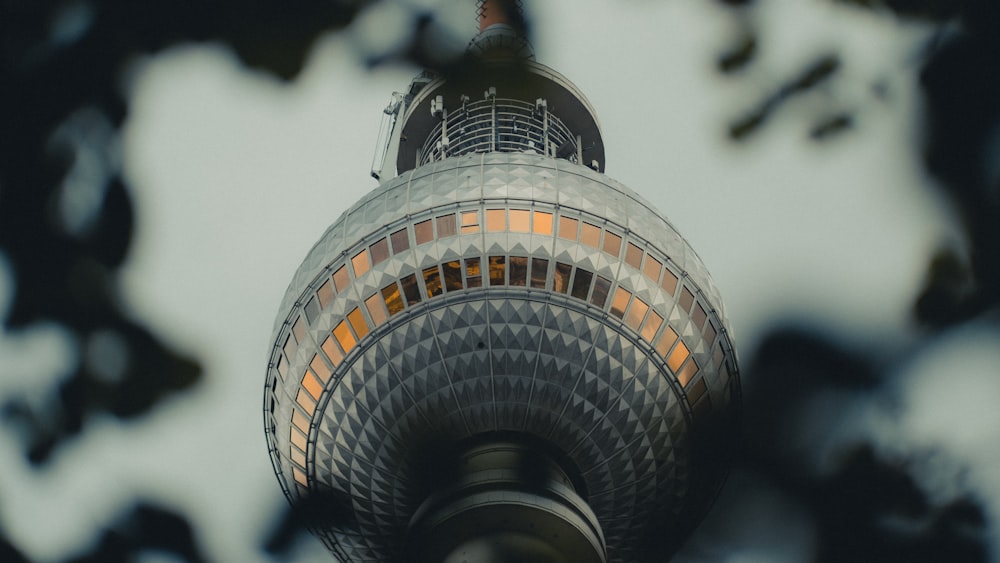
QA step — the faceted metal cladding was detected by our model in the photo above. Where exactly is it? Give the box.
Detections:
[264,152,740,561]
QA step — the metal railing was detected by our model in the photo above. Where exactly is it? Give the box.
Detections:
[419,97,578,165]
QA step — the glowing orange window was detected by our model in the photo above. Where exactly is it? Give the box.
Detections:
[641,311,664,341]
[310,355,331,383]
[321,335,343,367]
[643,255,662,283]
[509,209,530,232]
[292,409,310,433]
[290,427,307,450]
[292,467,308,486]
[667,340,690,373]
[625,243,643,269]
[347,308,369,339]
[296,388,316,415]
[677,358,699,387]
[533,211,553,235]
[558,216,578,240]
[333,320,356,354]
[610,287,632,318]
[580,222,601,248]
[365,294,388,326]
[461,211,479,234]
[486,209,506,232]
[301,370,323,400]
[661,269,678,296]
[625,298,649,331]
[352,250,370,277]
[655,327,679,357]
[602,231,622,257]
[291,447,306,467]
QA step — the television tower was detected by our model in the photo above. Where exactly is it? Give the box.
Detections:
[264,1,740,561]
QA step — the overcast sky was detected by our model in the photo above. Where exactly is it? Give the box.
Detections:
[5,0,998,561]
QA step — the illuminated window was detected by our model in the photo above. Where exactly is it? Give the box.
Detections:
[321,335,343,366]
[283,334,297,361]
[290,427,307,450]
[296,388,316,415]
[693,303,708,329]
[347,308,369,339]
[415,220,433,245]
[554,262,572,293]
[680,287,695,312]
[643,255,662,283]
[352,250,370,278]
[381,282,404,316]
[580,222,601,248]
[317,280,334,309]
[641,311,663,341]
[661,268,678,296]
[276,355,288,380]
[301,370,323,400]
[333,320,357,354]
[292,467,308,486]
[304,296,320,324]
[558,216,578,240]
[423,266,443,298]
[610,287,631,318]
[291,316,306,344]
[390,228,410,254]
[625,243,643,269]
[625,298,649,331]
[465,258,482,288]
[530,258,548,289]
[443,260,463,291]
[533,211,553,235]
[591,276,611,308]
[571,269,593,300]
[667,340,690,373]
[602,231,622,257]
[437,214,457,238]
[370,238,390,266]
[292,409,310,433]
[677,358,699,387]
[509,209,530,232]
[365,294,388,326]
[400,274,421,305]
[489,256,506,286]
[655,327,679,356]
[291,447,306,467]
[333,265,350,292]
[461,211,479,234]
[486,209,506,232]
[310,355,331,383]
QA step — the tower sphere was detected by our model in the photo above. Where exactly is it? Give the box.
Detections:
[264,8,739,562]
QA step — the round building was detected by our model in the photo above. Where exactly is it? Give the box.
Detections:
[263,5,740,562]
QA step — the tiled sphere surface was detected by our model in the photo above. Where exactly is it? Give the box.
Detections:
[265,152,740,562]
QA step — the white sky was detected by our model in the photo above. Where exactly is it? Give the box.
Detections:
[5,0,996,561]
